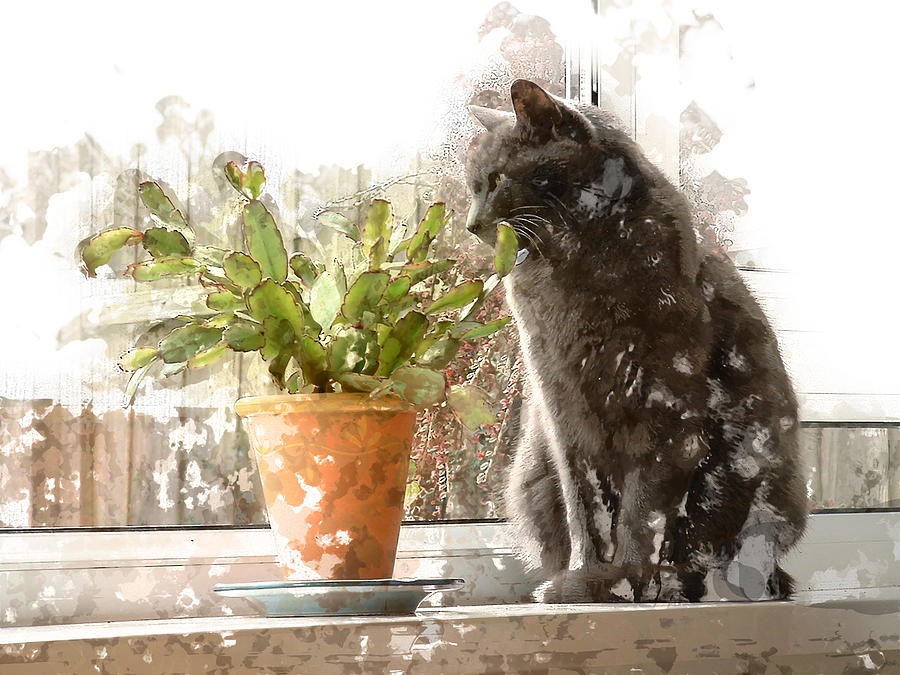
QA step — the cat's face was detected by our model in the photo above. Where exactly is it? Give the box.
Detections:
[465,80,644,259]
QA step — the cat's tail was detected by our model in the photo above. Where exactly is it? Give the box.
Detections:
[771,565,796,599]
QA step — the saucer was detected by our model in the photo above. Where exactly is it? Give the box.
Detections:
[214,578,466,616]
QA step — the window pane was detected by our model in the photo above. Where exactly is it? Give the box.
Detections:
[1,2,896,529]
[0,1,578,527]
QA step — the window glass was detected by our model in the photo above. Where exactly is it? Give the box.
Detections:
[1,2,896,529]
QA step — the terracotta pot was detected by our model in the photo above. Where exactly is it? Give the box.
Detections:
[235,393,416,580]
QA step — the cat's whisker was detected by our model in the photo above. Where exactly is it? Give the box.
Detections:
[545,193,577,231]
[516,213,551,227]
[508,217,545,257]
[509,208,552,225]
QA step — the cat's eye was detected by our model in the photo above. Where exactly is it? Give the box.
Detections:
[488,171,502,191]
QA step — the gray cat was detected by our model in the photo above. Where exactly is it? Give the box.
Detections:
[465,80,807,603]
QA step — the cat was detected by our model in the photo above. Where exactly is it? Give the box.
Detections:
[464,80,808,603]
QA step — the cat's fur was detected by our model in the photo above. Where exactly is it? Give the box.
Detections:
[465,80,807,602]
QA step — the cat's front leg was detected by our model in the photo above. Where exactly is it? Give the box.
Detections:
[610,467,666,599]
[505,415,571,574]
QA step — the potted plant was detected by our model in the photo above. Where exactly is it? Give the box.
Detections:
[78,159,518,580]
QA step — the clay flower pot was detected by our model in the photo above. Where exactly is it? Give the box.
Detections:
[235,393,416,580]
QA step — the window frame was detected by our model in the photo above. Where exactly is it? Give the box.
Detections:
[1,7,898,637]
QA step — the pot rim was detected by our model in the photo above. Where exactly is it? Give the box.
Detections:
[234,392,416,418]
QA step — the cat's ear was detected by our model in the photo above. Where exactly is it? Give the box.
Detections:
[510,79,589,143]
[468,105,513,132]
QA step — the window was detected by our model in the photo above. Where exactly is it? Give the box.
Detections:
[0,2,896,534]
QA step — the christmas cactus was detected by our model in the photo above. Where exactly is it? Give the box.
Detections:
[78,159,518,429]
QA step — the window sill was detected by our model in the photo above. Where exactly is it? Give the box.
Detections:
[1,590,898,673]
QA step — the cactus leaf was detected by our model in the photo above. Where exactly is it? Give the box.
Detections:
[341,271,389,321]
[447,384,497,429]
[376,311,428,376]
[317,210,360,242]
[309,271,342,330]
[242,200,287,282]
[459,316,512,341]
[389,366,445,406]
[138,181,192,242]
[142,227,191,258]
[494,222,518,278]
[158,324,223,363]
[79,227,142,276]
[127,257,200,282]
[117,347,159,372]
[224,251,262,288]
[247,279,305,339]
[426,280,483,315]
[224,322,265,352]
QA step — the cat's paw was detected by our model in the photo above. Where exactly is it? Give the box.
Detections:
[649,565,687,602]
[533,564,626,603]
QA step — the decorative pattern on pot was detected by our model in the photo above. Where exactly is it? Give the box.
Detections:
[236,393,416,580]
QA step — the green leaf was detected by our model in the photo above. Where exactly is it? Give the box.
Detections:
[364,200,391,245]
[328,326,379,375]
[426,280,483,315]
[206,291,245,312]
[242,200,287,282]
[224,322,265,352]
[376,311,428,376]
[127,257,200,282]
[138,181,192,242]
[290,253,320,287]
[406,203,448,263]
[460,274,502,322]
[447,384,497,429]
[383,276,412,305]
[369,236,388,270]
[337,372,384,393]
[296,337,327,386]
[389,366,446,407]
[203,314,237,329]
[415,320,454,359]
[224,252,262,288]
[188,343,228,369]
[341,271,390,321]
[460,316,512,341]
[158,324,222,364]
[415,335,460,369]
[247,279,306,339]
[494,222,518,278]
[285,371,302,394]
[261,317,295,361]
[161,361,187,377]
[363,200,392,267]
[309,271,342,330]
[117,347,159,372]
[401,259,455,285]
[268,348,293,388]
[193,246,229,267]
[244,161,266,200]
[79,227,143,276]
[224,160,267,200]
[142,227,191,258]
[224,162,244,195]
[388,221,409,259]
[199,269,243,296]
[317,210,360,242]
[123,356,159,406]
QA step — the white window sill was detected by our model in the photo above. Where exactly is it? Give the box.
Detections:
[1,589,898,673]
[1,512,898,671]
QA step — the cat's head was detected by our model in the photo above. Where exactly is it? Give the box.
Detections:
[465,80,647,258]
